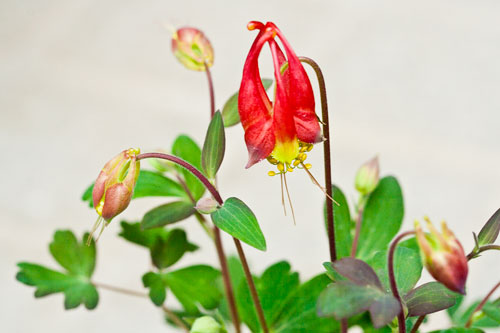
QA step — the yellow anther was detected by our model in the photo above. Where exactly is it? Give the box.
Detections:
[307,144,313,152]
[287,167,294,172]
[293,159,301,167]
[267,156,278,164]
[268,171,276,177]
[300,146,308,153]
[277,163,285,172]
[305,163,312,169]
[299,153,307,162]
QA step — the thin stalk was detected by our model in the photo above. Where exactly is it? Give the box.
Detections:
[465,281,500,328]
[234,238,269,333]
[94,282,189,332]
[341,319,348,333]
[137,152,240,333]
[299,56,336,262]
[467,244,500,261]
[410,315,425,333]
[350,196,366,257]
[204,62,215,117]
[388,231,416,333]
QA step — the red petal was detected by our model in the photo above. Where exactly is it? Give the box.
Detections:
[271,23,322,143]
[239,26,275,167]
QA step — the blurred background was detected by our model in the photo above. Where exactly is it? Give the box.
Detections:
[1,0,499,332]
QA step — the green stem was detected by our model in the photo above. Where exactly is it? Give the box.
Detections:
[467,244,500,260]
[465,281,500,328]
[299,56,336,262]
[94,282,189,332]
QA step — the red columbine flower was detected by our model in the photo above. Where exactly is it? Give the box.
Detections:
[415,217,469,294]
[238,21,321,173]
[88,148,140,244]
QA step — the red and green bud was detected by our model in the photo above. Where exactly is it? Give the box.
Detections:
[92,148,140,221]
[355,156,380,195]
[238,21,321,171]
[415,218,468,294]
[171,27,214,71]
[88,148,140,244]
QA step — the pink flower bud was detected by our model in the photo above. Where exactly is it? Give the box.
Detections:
[354,156,380,195]
[171,27,214,71]
[415,218,468,294]
[195,197,219,214]
[93,148,141,221]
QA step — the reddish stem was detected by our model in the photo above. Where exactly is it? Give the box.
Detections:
[465,281,500,328]
[299,56,336,262]
[388,231,416,333]
[205,62,215,117]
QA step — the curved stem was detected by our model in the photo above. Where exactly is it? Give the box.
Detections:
[465,281,500,328]
[410,315,425,333]
[234,238,269,333]
[137,153,223,204]
[388,231,416,333]
[299,56,336,262]
[94,282,189,332]
[467,244,500,261]
[204,62,215,117]
[137,152,240,332]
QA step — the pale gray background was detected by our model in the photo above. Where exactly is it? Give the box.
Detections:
[1,0,499,332]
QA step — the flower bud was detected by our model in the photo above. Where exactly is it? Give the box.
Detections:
[171,27,214,71]
[415,218,468,294]
[195,197,219,214]
[355,156,380,195]
[190,316,224,333]
[93,148,141,221]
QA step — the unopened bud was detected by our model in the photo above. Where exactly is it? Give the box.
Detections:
[415,218,468,294]
[172,27,214,71]
[195,197,219,214]
[355,156,380,195]
[93,148,141,221]
[190,316,224,333]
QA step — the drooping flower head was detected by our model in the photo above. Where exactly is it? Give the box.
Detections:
[88,148,140,244]
[238,21,322,174]
[415,217,469,294]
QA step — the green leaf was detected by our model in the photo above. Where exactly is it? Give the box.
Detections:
[119,221,170,248]
[273,274,339,333]
[142,272,166,306]
[49,230,96,277]
[324,185,352,259]
[16,231,98,310]
[236,261,300,331]
[141,201,195,229]
[429,329,484,333]
[483,303,500,323]
[211,197,266,251]
[369,294,401,329]
[202,111,225,179]
[367,246,422,294]
[331,258,383,288]
[221,78,273,127]
[404,282,458,317]
[151,229,193,269]
[164,265,222,314]
[82,170,186,207]
[172,134,205,200]
[356,176,404,260]
[477,208,500,246]
[217,256,245,322]
[451,300,500,328]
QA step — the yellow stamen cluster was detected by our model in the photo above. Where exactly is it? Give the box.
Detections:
[267,142,313,176]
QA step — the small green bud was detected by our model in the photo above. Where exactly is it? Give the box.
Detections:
[354,156,379,195]
[195,197,219,214]
[172,27,214,71]
[190,316,224,333]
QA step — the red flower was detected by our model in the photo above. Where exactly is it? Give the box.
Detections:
[238,21,322,171]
